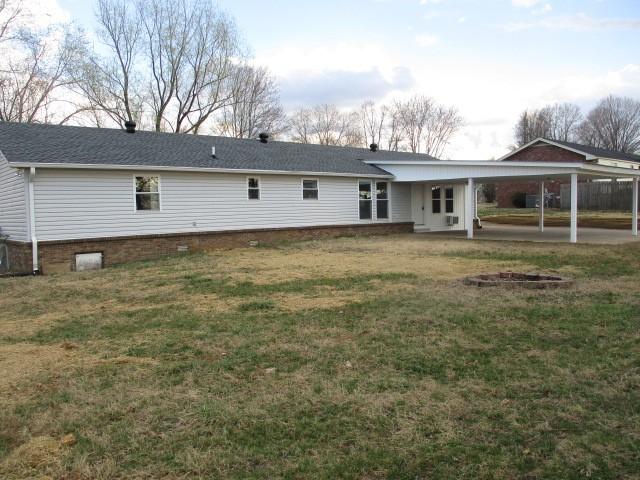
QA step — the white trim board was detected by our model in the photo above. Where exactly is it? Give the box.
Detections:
[6,162,393,179]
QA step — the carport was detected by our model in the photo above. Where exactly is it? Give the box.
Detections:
[367,159,640,243]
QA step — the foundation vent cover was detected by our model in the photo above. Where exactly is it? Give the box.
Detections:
[75,252,103,271]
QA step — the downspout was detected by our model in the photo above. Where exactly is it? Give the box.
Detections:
[28,167,39,274]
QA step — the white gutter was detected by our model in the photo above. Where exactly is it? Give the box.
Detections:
[28,167,38,273]
[5,162,393,179]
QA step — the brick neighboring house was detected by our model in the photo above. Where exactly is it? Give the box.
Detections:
[496,138,640,207]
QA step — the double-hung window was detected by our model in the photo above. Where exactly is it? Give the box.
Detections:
[247,177,260,200]
[445,187,454,213]
[135,176,160,211]
[376,181,389,219]
[432,186,441,214]
[359,180,372,220]
[302,179,319,200]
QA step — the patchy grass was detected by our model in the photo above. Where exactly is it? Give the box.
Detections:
[1,234,639,479]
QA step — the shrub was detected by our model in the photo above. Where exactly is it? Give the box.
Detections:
[511,192,527,208]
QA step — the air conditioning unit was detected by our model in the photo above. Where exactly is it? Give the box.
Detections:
[446,215,459,226]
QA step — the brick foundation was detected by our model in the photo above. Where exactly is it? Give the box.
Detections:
[30,222,413,274]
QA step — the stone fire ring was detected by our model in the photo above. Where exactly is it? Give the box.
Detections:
[463,272,573,289]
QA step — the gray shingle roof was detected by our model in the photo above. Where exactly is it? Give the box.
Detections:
[548,139,640,163]
[0,122,440,176]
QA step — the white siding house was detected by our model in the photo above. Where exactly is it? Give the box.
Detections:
[0,154,28,242]
[2,123,639,274]
[33,169,392,241]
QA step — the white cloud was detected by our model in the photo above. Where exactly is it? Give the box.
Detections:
[533,3,552,15]
[415,33,439,47]
[457,16,467,23]
[512,0,542,7]
[504,13,640,32]
[419,0,443,4]
[23,0,71,26]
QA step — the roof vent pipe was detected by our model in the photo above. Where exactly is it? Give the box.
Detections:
[124,120,136,133]
[370,143,378,152]
[259,132,269,143]
[211,145,216,158]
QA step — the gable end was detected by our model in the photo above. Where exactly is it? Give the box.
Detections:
[505,143,586,163]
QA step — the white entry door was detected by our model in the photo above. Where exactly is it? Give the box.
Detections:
[411,184,425,225]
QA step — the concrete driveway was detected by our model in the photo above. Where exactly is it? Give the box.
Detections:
[425,222,640,245]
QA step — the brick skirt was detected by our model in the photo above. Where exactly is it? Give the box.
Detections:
[6,222,414,274]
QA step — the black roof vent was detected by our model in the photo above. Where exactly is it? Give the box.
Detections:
[124,121,136,133]
[369,143,378,152]
[259,132,269,143]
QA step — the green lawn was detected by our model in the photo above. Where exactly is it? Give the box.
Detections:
[1,235,639,479]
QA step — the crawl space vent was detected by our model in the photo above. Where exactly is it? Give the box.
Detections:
[75,252,103,271]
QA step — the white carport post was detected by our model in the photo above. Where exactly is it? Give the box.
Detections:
[570,173,578,243]
[538,181,545,233]
[466,178,475,239]
[632,178,638,237]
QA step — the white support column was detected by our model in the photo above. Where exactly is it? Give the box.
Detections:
[632,177,638,237]
[538,181,545,233]
[466,178,475,239]
[570,173,578,244]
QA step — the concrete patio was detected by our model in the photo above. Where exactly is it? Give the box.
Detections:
[424,222,640,245]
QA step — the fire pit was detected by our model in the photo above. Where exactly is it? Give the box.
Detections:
[463,272,573,289]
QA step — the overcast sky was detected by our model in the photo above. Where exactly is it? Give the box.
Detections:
[39,0,640,159]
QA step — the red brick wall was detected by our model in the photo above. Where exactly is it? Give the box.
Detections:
[34,222,414,274]
[496,180,563,208]
[507,144,585,163]
[495,143,584,207]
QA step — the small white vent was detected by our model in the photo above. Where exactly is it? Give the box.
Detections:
[446,215,459,226]
[75,252,103,271]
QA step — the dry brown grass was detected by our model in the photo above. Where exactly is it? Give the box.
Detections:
[0,233,638,479]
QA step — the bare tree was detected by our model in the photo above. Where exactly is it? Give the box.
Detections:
[514,108,551,146]
[78,0,241,132]
[171,1,239,134]
[289,104,362,147]
[288,107,313,144]
[360,100,386,147]
[0,1,86,124]
[548,103,582,142]
[394,95,463,156]
[75,0,143,127]
[0,0,22,44]
[514,102,582,146]
[395,96,429,153]
[385,103,404,151]
[578,95,640,153]
[218,65,286,139]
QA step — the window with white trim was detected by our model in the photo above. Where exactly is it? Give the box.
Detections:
[302,179,319,200]
[445,187,454,213]
[376,181,389,219]
[432,186,441,214]
[135,176,160,211]
[247,177,260,200]
[359,180,372,220]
